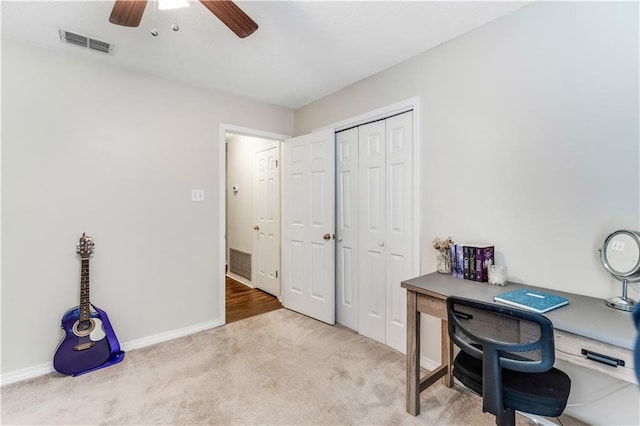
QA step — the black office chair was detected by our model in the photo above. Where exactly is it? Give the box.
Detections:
[446,296,572,426]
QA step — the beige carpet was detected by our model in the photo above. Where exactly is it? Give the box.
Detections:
[1,309,581,425]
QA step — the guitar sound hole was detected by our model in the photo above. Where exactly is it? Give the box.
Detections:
[72,319,95,337]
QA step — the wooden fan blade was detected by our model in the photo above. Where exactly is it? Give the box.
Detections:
[109,0,148,27]
[199,0,258,38]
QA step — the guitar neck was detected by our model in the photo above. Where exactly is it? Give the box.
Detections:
[79,258,91,321]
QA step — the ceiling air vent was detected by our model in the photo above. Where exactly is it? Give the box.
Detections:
[59,29,113,55]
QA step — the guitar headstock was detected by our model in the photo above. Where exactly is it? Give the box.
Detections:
[76,233,95,259]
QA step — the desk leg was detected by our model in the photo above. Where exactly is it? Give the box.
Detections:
[441,319,453,388]
[406,290,420,416]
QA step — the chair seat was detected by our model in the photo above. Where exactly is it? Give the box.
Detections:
[453,350,571,417]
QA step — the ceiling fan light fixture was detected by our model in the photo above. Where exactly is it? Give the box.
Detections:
[109,0,257,37]
[158,0,190,10]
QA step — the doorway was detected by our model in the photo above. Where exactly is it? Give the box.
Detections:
[219,97,420,333]
[221,125,290,324]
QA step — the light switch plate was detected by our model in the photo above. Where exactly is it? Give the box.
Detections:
[191,189,205,202]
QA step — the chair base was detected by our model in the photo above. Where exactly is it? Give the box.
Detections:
[453,351,571,419]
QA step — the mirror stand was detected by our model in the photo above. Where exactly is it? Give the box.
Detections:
[600,230,640,312]
[605,278,637,312]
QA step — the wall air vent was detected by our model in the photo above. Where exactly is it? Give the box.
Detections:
[229,248,252,281]
[59,29,113,55]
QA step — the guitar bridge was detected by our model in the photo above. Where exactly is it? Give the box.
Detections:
[74,342,95,351]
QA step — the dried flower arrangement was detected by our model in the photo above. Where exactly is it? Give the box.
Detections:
[432,236,454,253]
[432,236,454,274]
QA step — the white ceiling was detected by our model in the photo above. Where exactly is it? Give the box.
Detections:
[1,1,529,109]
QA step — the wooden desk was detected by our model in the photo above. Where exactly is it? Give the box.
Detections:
[401,272,637,416]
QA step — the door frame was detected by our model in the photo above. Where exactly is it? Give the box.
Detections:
[219,124,290,324]
[314,96,422,282]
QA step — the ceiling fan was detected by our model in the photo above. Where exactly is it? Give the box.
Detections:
[109,0,258,38]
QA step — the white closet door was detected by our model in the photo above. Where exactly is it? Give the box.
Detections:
[282,130,336,325]
[384,111,413,353]
[358,120,387,344]
[336,128,359,330]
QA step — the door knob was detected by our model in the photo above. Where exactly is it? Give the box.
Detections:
[323,233,331,241]
[253,225,260,231]
[378,241,385,247]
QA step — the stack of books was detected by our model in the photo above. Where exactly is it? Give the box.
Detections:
[450,244,494,282]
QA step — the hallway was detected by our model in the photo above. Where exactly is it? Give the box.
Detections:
[225,276,282,323]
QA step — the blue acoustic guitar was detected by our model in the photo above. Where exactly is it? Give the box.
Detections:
[53,233,124,376]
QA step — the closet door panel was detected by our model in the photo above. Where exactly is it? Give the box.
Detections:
[359,248,385,343]
[358,121,386,344]
[336,128,359,330]
[388,252,407,326]
[385,111,413,353]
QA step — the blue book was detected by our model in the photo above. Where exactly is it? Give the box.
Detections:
[455,244,465,278]
[450,244,458,277]
[493,289,569,313]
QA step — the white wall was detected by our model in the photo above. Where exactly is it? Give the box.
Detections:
[1,39,294,378]
[225,133,276,283]
[295,2,639,424]
[297,0,639,299]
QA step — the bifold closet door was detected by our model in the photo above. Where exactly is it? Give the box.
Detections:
[358,111,413,353]
[336,128,359,330]
[383,111,413,353]
[358,120,387,344]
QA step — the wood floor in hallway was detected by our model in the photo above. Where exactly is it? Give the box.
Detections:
[225,276,282,323]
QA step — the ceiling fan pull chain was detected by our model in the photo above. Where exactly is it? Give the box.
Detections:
[172,10,179,32]
[151,0,159,36]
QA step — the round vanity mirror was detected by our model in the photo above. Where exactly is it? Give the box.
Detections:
[600,230,640,311]
[602,230,640,278]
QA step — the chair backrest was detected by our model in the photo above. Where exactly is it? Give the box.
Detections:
[446,296,556,417]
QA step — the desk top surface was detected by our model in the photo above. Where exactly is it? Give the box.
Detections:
[402,272,637,350]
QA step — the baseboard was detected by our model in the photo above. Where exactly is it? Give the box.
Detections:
[0,363,56,387]
[226,273,253,288]
[0,318,224,387]
[420,355,441,372]
[120,320,223,351]
[121,319,222,352]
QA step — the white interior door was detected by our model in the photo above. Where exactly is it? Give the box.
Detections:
[336,128,359,330]
[254,145,280,297]
[282,130,336,325]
